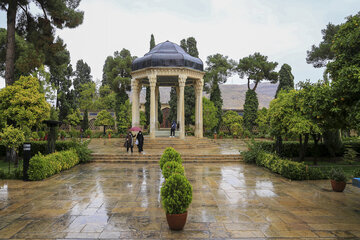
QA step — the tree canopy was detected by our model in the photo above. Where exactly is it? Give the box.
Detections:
[327,12,360,130]
[306,23,339,68]
[237,52,278,91]
[0,75,50,129]
[1,0,84,85]
[202,97,218,133]
[94,110,115,127]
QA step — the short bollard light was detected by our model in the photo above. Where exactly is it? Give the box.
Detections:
[23,143,31,181]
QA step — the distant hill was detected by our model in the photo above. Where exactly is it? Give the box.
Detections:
[136,82,278,110]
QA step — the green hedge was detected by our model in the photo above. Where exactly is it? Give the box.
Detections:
[242,142,327,180]
[257,151,327,180]
[0,140,91,163]
[254,140,360,158]
[28,149,79,181]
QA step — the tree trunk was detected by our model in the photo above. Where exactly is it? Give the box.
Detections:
[299,134,303,160]
[301,134,309,162]
[312,134,320,165]
[323,129,342,157]
[275,135,283,156]
[6,147,17,170]
[5,1,17,86]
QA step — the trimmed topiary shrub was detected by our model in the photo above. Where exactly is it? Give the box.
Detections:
[28,149,79,181]
[162,161,185,179]
[159,147,182,170]
[161,173,192,214]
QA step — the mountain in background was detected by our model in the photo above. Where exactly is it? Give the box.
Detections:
[137,82,278,110]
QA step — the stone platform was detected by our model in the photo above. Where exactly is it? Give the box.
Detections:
[88,137,247,163]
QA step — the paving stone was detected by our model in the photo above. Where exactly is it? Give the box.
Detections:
[1,145,360,239]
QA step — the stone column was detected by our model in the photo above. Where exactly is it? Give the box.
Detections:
[131,79,138,127]
[195,83,199,137]
[155,86,159,130]
[135,83,142,126]
[195,79,204,138]
[176,86,180,126]
[149,75,157,139]
[178,75,186,139]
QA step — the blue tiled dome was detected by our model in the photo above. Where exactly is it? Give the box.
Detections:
[132,41,203,71]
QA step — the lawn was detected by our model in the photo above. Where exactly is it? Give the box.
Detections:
[306,160,360,179]
[0,158,23,179]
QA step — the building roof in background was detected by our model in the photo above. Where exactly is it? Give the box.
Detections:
[129,82,277,110]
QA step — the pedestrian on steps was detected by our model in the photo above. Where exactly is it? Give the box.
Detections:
[170,120,176,137]
[137,131,144,153]
[125,132,134,153]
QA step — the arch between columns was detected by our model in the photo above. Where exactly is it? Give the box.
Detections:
[131,68,205,139]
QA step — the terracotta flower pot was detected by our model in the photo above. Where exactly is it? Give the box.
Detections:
[108,134,111,139]
[166,212,187,230]
[331,180,346,192]
[214,134,217,139]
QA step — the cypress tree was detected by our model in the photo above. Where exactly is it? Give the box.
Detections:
[168,87,177,122]
[150,34,155,50]
[178,37,198,125]
[210,81,223,131]
[145,34,156,127]
[81,109,89,131]
[275,64,294,98]
[243,90,258,132]
[274,64,294,154]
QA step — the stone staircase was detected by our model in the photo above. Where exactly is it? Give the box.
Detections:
[89,136,243,163]
[90,154,242,163]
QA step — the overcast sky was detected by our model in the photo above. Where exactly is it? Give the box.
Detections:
[0,0,359,89]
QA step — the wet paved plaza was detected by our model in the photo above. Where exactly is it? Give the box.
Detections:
[1,162,360,239]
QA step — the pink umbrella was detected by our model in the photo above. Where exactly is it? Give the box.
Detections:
[129,126,142,131]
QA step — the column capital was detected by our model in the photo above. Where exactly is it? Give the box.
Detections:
[148,75,157,88]
[131,78,139,89]
[178,74,187,87]
[195,78,204,92]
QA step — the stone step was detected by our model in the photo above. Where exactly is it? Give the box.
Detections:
[90,154,243,163]
[91,154,240,158]
[90,160,241,163]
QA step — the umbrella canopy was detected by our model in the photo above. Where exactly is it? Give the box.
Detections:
[129,126,142,131]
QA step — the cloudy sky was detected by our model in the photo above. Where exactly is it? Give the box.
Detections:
[0,0,359,89]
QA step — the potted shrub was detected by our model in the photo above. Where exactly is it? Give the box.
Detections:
[84,129,92,138]
[31,132,39,141]
[162,161,185,179]
[106,129,113,139]
[159,147,182,170]
[38,131,45,140]
[218,132,224,139]
[59,130,66,140]
[161,174,192,230]
[329,168,347,192]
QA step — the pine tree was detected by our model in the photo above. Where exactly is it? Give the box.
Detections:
[1,0,83,86]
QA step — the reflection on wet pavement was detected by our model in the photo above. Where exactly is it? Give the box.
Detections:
[0,162,360,239]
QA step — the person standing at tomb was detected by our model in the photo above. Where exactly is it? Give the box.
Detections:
[170,120,176,137]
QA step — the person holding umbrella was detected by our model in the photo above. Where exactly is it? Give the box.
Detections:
[137,131,144,153]
[125,132,134,153]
